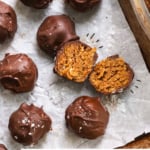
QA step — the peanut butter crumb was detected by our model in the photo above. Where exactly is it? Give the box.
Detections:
[55,41,97,82]
[89,56,134,94]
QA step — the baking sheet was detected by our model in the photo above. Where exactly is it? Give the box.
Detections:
[0,0,150,149]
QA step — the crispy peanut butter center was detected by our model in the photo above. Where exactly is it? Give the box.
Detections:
[55,42,96,82]
[89,57,133,94]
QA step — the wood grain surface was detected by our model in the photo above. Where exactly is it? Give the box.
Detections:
[118,0,150,71]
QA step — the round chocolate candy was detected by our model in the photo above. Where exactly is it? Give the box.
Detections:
[0,144,7,150]
[0,1,17,43]
[20,0,52,9]
[65,96,109,139]
[65,0,101,12]
[37,14,79,58]
[0,53,38,93]
[9,103,52,145]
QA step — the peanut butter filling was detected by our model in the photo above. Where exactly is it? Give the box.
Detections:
[89,56,133,94]
[55,41,96,82]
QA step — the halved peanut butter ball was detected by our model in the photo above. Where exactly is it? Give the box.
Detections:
[89,55,134,94]
[54,41,97,83]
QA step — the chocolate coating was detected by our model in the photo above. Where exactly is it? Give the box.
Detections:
[9,103,52,146]
[116,132,150,148]
[0,53,38,93]
[0,144,7,150]
[89,55,134,95]
[66,0,101,12]
[20,0,52,9]
[65,96,109,139]
[0,1,17,43]
[37,15,79,58]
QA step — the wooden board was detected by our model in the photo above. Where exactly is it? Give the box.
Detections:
[118,0,150,71]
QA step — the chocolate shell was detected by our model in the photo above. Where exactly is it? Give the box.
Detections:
[0,1,17,43]
[37,14,79,58]
[20,0,52,9]
[8,103,52,146]
[0,144,7,150]
[65,0,101,12]
[116,132,150,148]
[65,96,109,139]
[0,53,38,93]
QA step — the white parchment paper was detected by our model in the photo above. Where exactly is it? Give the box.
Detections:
[0,0,150,149]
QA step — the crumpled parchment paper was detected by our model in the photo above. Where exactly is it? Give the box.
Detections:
[0,0,150,149]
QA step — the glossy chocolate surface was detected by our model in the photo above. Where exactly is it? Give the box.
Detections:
[0,53,38,93]
[37,14,79,58]
[9,103,52,145]
[66,0,101,12]
[65,96,109,139]
[20,0,52,9]
[0,1,17,43]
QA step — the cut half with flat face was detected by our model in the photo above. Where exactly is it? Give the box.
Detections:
[37,15,79,58]
[89,55,134,95]
[54,41,97,83]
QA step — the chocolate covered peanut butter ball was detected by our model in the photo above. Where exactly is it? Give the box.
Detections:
[65,0,101,12]
[9,103,52,145]
[20,0,52,9]
[89,55,134,95]
[0,1,17,43]
[37,14,79,58]
[0,53,38,93]
[65,96,109,139]
[54,41,97,82]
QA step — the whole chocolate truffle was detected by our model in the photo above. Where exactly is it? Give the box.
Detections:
[20,0,52,9]
[65,96,109,139]
[65,0,101,12]
[9,103,52,146]
[0,53,38,93]
[0,1,17,43]
[0,144,7,150]
[37,15,79,58]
